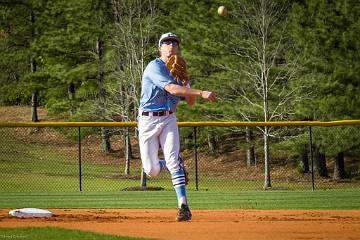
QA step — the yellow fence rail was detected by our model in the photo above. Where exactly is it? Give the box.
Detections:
[1,120,360,127]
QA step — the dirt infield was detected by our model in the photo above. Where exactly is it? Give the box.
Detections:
[1,209,360,240]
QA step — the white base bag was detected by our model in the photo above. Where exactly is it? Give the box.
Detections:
[9,208,53,218]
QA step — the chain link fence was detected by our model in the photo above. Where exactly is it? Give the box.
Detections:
[0,122,359,192]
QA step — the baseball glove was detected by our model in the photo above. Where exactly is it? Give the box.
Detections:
[166,55,189,86]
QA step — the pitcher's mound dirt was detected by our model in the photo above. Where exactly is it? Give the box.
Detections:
[1,209,360,240]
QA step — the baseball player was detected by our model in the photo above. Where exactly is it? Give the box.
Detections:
[138,32,216,221]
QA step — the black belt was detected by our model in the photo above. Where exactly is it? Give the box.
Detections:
[142,111,173,116]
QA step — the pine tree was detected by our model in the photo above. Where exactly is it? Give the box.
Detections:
[289,0,360,179]
[0,1,30,105]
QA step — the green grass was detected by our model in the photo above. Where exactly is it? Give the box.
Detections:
[1,136,269,192]
[1,190,360,210]
[0,227,151,240]
[0,133,154,192]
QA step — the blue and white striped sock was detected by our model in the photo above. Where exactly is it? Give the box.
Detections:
[171,169,187,207]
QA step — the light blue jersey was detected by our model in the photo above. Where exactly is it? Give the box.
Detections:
[139,58,181,112]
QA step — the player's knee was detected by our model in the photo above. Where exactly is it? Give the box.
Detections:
[144,165,161,177]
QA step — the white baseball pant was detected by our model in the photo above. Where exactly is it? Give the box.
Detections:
[138,113,181,176]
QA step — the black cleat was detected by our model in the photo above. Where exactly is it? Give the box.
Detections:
[176,204,192,222]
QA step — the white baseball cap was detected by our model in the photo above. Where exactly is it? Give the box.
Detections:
[158,32,180,47]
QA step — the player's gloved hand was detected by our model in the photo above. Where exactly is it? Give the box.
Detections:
[166,55,189,86]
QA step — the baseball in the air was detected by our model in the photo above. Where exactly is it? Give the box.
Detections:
[217,6,227,17]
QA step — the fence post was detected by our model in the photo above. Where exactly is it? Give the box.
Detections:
[309,126,315,191]
[194,127,199,191]
[78,127,82,191]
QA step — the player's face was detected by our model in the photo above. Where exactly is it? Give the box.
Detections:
[159,40,179,58]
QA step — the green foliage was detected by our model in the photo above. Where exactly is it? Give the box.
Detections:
[1,0,360,166]
[0,2,31,104]
[312,126,360,156]
[2,0,358,123]
[286,0,360,154]
[271,131,309,156]
[289,0,360,120]
[157,0,233,120]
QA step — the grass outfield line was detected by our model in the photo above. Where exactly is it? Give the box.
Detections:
[0,227,150,240]
[0,190,360,210]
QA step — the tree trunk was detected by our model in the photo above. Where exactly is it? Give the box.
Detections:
[30,10,39,123]
[96,36,112,153]
[245,127,255,167]
[30,39,38,122]
[124,127,132,175]
[68,83,76,116]
[314,146,328,177]
[123,90,133,174]
[101,127,112,153]
[298,145,309,173]
[207,132,218,154]
[31,90,39,122]
[263,126,272,189]
[333,152,346,180]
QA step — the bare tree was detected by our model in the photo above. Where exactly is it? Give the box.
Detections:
[245,127,256,167]
[107,0,158,178]
[225,0,306,189]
